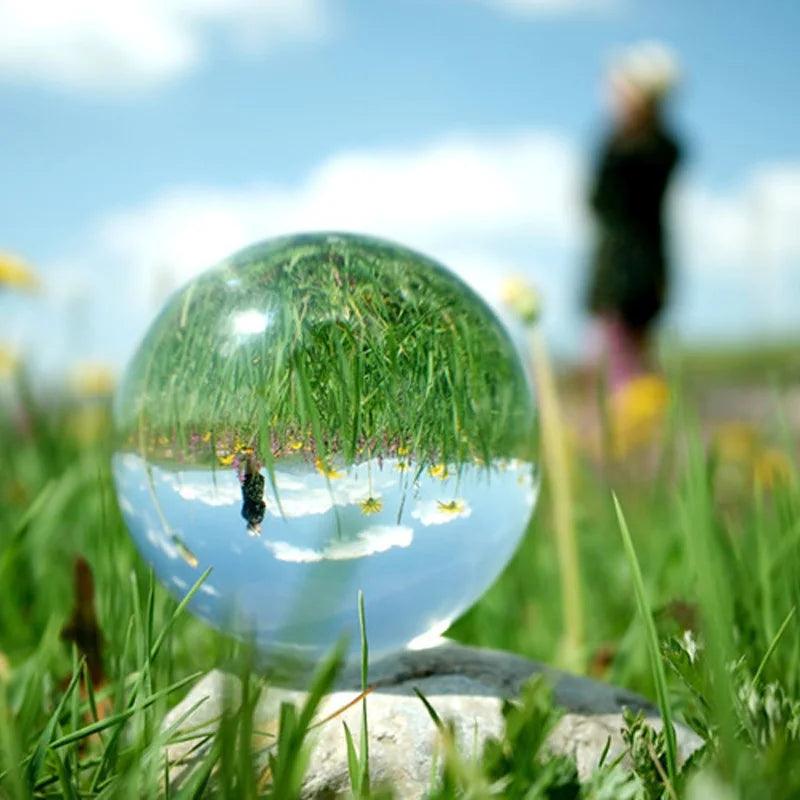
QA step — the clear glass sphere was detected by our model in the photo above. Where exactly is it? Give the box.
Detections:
[113,233,537,664]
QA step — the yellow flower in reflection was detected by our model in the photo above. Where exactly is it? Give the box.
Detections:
[754,448,793,490]
[315,457,343,479]
[436,499,466,516]
[172,536,199,568]
[396,460,409,473]
[611,374,669,458]
[428,463,448,480]
[0,252,40,292]
[500,275,540,326]
[68,361,116,397]
[217,453,235,466]
[359,496,383,515]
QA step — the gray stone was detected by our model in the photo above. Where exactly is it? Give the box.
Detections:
[162,642,701,797]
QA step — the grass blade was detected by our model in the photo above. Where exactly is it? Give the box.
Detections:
[613,493,678,784]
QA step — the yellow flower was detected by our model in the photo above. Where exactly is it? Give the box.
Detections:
[436,499,466,515]
[428,463,448,480]
[66,405,111,445]
[397,445,409,456]
[217,453,235,466]
[500,275,540,326]
[315,457,343,479]
[0,344,20,379]
[753,448,793,490]
[201,431,212,443]
[359,496,383,515]
[713,423,760,465]
[173,538,199,568]
[395,460,409,473]
[288,439,304,451]
[0,252,40,292]
[68,361,116,397]
[611,374,669,458]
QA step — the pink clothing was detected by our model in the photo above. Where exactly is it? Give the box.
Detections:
[593,316,648,392]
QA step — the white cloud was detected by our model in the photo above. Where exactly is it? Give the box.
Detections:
[0,0,327,92]
[31,129,800,373]
[264,524,413,563]
[473,0,616,14]
[38,129,584,368]
[263,539,324,563]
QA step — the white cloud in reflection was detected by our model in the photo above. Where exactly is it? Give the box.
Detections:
[159,471,241,506]
[325,524,413,560]
[153,458,396,518]
[144,524,181,560]
[264,465,396,519]
[264,524,413,563]
[263,540,323,563]
[411,498,472,526]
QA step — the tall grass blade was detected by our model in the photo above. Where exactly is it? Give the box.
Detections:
[613,493,678,784]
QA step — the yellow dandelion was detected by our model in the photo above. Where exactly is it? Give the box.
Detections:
[288,439,304,451]
[173,539,199,568]
[436,499,466,515]
[68,361,116,397]
[0,252,40,292]
[201,431,212,443]
[315,457,343,479]
[753,448,793,490]
[218,453,235,466]
[0,344,20,379]
[359,496,383,515]
[713,423,760,466]
[397,445,409,456]
[611,374,669,458]
[500,275,540,326]
[428,463,449,480]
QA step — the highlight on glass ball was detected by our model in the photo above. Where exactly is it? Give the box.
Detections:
[113,232,538,663]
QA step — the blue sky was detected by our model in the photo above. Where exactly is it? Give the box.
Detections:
[2,0,799,372]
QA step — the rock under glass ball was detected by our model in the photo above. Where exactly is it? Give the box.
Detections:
[113,233,538,663]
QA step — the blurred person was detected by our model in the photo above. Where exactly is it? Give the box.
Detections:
[585,41,682,393]
[240,451,266,536]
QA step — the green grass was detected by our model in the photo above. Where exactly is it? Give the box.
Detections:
[3,349,800,797]
[116,233,533,475]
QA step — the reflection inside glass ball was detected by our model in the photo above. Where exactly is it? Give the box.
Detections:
[113,233,537,663]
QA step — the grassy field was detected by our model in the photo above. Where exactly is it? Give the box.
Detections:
[117,234,533,477]
[2,348,800,798]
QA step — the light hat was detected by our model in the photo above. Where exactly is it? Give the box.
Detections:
[609,40,680,102]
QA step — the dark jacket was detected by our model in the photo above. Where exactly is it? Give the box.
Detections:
[241,470,266,527]
[586,125,681,330]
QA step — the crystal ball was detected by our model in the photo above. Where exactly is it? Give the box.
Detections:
[113,233,537,663]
